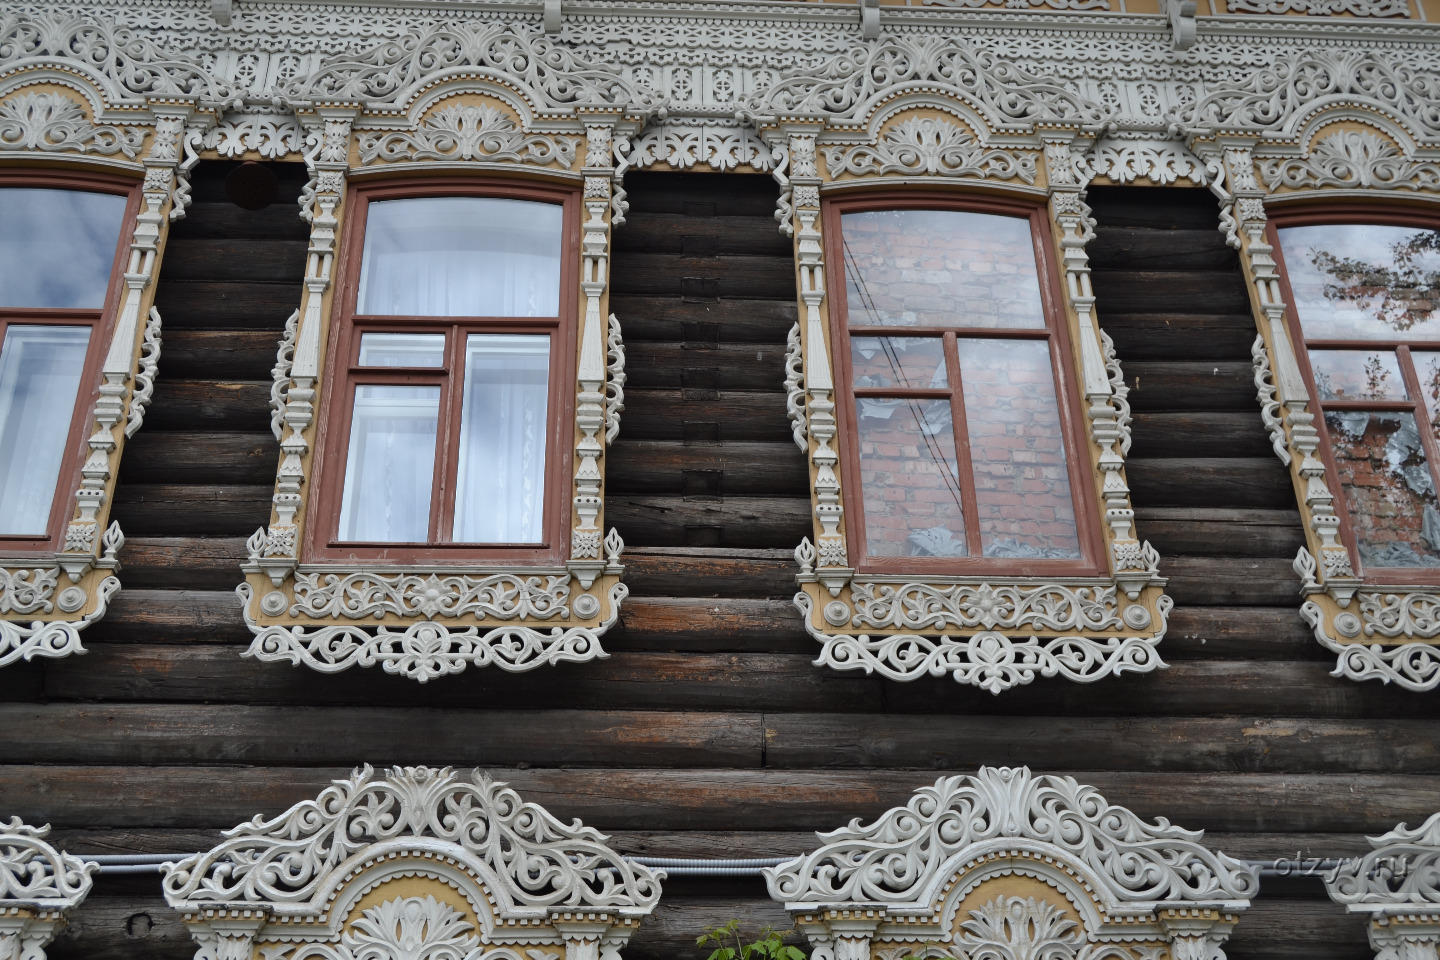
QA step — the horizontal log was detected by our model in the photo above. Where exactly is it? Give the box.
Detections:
[140,379,273,432]
[118,432,277,485]
[1091,269,1254,315]
[613,212,793,258]
[157,331,280,381]
[624,172,780,218]
[84,590,250,645]
[1088,187,1224,230]
[7,767,1439,832]
[1122,362,1260,411]
[608,441,810,497]
[168,198,312,242]
[151,280,303,329]
[763,713,1440,773]
[620,390,794,444]
[1164,606,1317,660]
[42,647,876,710]
[612,597,807,650]
[1134,507,1304,559]
[620,549,799,599]
[609,496,812,551]
[156,239,308,283]
[115,537,247,591]
[1099,312,1258,363]
[186,161,310,202]
[1087,227,1239,271]
[0,662,43,701]
[610,296,796,344]
[109,483,273,536]
[624,343,789,394]
[1125,457,1297,510]
[611,252,797,300]
[1129,411,1275,459]
[0,705,763,767]
[1162,556,1302,606]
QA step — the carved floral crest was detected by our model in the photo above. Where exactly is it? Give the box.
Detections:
[358,103,579,166]
[0,90,145,157]
[822,117,1035,182]
[1261,129,1440,191]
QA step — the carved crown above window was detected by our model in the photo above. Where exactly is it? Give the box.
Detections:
[767,767,1256,960]
[162,765,663,960]
[1324,812,1440,960]
[0,818,98,960]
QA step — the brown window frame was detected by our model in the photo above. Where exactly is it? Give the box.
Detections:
[823,191,1106,578]
[0,168,139,556]
[307,176,581,566]
[1270,203,1440,585]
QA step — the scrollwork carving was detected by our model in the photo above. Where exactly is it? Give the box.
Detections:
[123,306,161,439]
[1260,130,1440,192]
[820,117,1036,183]
[784,321,806,451]
[0,575,119,667]
[1251,333,1290,467]
[357,103,579,166]
[0,819,96,907]
[0,90,144,158]
[288,571,573,621]
[205,113,306,158]
[606,313,625,446]
[848,581,1124,632]
[1302,599,1440,692]
[1225,0,1407,15]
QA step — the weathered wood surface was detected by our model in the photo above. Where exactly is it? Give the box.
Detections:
[1125,457,1297,510]
[138,380,273,431]
[1098,312,1258,362]
[1128,412,1276,458]
[1122,362,1260,410]
[152,238,309,283]
[152,281,304,328]
[614,212,794,257]
[622,342,791,392]
[609,496,812,548]
[119,432,277,484]
[610,296,797,343]
[1088,270,1254,314]
[1086,227,1241,270]
[159,331,278,379]
[109,483,273,535]
[608,441,810,495]
[621,390,794,443]
[117,537,246,590]
[1135,507,1304,558]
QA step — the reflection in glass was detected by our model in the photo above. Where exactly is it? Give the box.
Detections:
[358,198,563,317]
[0,326,91,535]
[857,398,965,557]
[453,334,550,544]
[1326,410,1440,568]
[357,332,446,368]
[337,385,440,542]
[0,188,127,309]
[1416,351,1440,443]
[1279,224,1440,340]
[851,337,948,389]
[1310,349,1407,401]
[840,209,1045,329]
[960,339,1081,559]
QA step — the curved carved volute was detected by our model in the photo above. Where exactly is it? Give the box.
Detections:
[1325,813,1440,960]
[0,818,98,960]
[766,767,1258,960]
[161,766,663,960]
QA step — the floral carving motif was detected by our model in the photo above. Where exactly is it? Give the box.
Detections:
[955,897,1084,960]
[288,572,573,621]
[785,322,806,451]
[1302,599,1440,692]
[124,307,162,439]
[0,576,119,667]
[1251,334,1290,467]
[848,581,1123,632]
[1260,130,1440,192]
[1360,592,1440,639]
[1080,139,1217,187]
[205,113,306,159]
[0,566,59,616]
[821,117,1036,183]
[358,103,578,166]
[765,765,1259,906]
[342,895,480,960]
[0,91,144,157]
[162,765,663,911]
[606,313,626,446]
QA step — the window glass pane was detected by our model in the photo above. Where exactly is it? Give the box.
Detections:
[840,209,1045,329]
[453,334,550,544]
[0,188,127,309]
[857,397,966,557]
[337,385,439,542]
[1325,410,1440,568]
[1278,224,1440,340]
[357,332,445,368]
[960,338,1082,559]
[851,337,948,389]
[1415,351,1440,441]
[358,197,563,317]
[0,326,91,535]
[1310,349,1407,401]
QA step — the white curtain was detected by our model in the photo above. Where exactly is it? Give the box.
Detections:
[0,188,127,309]
[357,198,563,318]
[453,334,550,544]
[0,326,92,535]
[336,385,439,543]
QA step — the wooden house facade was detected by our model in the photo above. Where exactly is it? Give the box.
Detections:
[2,0,1440,958]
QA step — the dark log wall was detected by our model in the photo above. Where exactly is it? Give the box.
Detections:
[2,171,1437,960]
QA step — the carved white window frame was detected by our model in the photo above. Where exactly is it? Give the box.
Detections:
[1324,811,1440,960]
[0,818,98,960]
[236,42,662,682]
[1199,112,1440,691]
[161,765,663,960]
[766,766,1257,960]
[0,71,216,667]
[743,84,1170,693]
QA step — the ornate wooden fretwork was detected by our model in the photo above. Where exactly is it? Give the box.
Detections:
[1325,813,1440,960]
[768,767,1256,960]
[0,818,98,960]
[162,766,663,960]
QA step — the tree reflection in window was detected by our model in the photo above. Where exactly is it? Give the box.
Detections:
[1313,230,1440,334]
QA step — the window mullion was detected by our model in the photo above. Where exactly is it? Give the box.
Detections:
[944,331,983,558]
[1397,344,1440,509]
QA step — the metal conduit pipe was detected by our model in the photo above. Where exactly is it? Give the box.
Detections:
[79,855,1353,878]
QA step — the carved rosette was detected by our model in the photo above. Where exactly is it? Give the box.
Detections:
[749,96,1169,691]
[162,766,663,960]
[0,818,99,960]
[0,72,210,663]
[768,767,1255,960]
[1325,813,1440,960]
